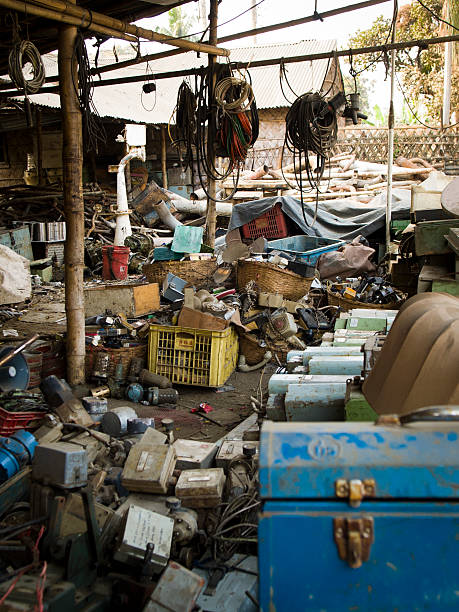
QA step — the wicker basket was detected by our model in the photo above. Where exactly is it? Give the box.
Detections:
[238,331,290,366]
[326,288,404,312]
[85,343,147,381]
[236,261,313,301]
[143,260,219,289]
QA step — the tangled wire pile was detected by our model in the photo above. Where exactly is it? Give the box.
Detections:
[282,92,338,225]
[173,66,258,202]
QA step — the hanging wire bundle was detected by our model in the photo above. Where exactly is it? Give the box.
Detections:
[73,31,106,153]
[214,75,258,164]
[282,92,338,225]
[172,65,258,202]
[8,40,45,95]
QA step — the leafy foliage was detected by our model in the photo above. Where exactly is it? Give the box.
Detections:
[347,0,458,122]
[155,7,198,40]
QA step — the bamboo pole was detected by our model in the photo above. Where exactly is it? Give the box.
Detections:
[204,0,218,248]
[0,0,229,56]
[34,107,43,185]
[385,9,397,253]
[87,0,391,77]
[59,12,85,384]
[10,33,458,96]
[0,0,137,41]
[161,126,168,190]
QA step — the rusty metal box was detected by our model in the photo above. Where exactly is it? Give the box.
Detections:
[173,439,217,470]
[215,440,259,470]
[121,443,176,494]
[175,468,225,508]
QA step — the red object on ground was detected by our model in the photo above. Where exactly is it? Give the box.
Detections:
[240,203,288,240]
[102,245,130,280]
[191,403,214,414]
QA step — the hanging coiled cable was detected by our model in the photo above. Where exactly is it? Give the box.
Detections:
[8,40,45,94]
[282,91,338,226]
[172,65,258,203]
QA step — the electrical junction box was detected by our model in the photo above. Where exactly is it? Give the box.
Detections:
[145,561,205,612]
[175,468,225,508]
[258,420,459,611]
[215,440,259,470]
[122,442,176,494]
[173,439,217,470]
[32,442,88,488]
[115,505,173,572]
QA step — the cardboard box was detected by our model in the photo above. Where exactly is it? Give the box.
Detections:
[84,283,160,318]
[177,306,228,331]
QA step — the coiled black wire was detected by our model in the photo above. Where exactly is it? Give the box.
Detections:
[282,92,338,226]
[72,31,106,153]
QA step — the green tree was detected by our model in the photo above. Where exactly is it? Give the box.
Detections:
[155,7,197,40]
[347,0,458,122]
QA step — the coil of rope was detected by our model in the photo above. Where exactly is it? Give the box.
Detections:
[8,40,45,94]
[282,91,338,226]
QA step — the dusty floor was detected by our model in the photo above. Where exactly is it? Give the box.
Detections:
[75,365,275,442]
[0,288,275,441]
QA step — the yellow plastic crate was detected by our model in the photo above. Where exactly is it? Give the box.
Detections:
[148,324,239,387]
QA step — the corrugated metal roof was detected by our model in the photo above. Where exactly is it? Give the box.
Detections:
[24,39,339,125]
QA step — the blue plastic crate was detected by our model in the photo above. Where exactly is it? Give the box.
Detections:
[267,235,345,265]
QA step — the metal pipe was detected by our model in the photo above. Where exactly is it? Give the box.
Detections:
[0,334,40,368]
[385,3,397,253]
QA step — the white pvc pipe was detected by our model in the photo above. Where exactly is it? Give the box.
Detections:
[114,152,140,246]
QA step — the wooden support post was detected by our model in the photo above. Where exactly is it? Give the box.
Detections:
[161,126,168,190]
[205,0,218,248]
[59,14,85,385]
[34,107,43,185]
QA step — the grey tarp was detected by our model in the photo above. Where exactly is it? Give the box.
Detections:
[227,190,411,240]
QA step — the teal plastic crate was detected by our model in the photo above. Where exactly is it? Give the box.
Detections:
[267,235,345,266]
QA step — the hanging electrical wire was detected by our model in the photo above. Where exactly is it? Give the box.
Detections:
[8,40,45,95]
[172,64,259,202]
[72,31,106,153]
[282,91,339,225]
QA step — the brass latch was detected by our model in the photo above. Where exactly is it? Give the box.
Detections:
[335,478,375,507]
[334,517,374,569]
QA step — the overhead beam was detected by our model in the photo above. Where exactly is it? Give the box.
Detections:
[0,0,230,55]
[5,33,458,96]
[218,0,392,45]
[87,0,394,78]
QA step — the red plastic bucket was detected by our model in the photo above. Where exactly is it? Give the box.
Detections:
[102,246,130,280]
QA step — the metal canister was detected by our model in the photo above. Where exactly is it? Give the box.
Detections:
[101,406,137,436]
[127,417,155,434]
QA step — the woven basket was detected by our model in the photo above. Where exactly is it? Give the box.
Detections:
[85,343,147,381]
[236,261,313,301]
[326,288,404,312]
[238,331,290,366]
[143,260,219,289]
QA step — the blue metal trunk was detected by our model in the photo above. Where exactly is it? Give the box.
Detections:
[258,421,459,611]
[308,355,363,376]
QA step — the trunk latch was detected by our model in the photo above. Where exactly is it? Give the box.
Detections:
[334,517,374,569]
[335,478,375,507]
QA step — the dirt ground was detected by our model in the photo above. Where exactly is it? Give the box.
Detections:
[0,289,276,442]
[76,365,275,442]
